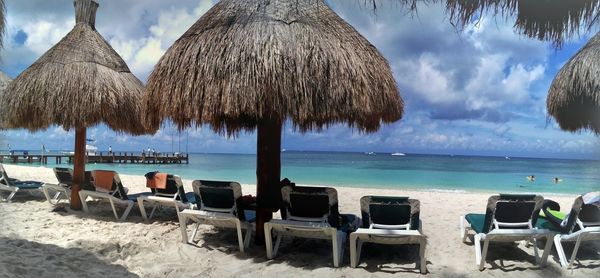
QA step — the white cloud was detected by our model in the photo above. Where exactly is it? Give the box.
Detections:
[21,19,73,55]
[109,0,213,79]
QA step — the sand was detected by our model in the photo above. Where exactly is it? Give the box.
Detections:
[0,164,598,277]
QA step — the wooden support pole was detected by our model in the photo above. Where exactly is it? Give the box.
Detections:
[255,119,282,244]
[70,127,86,210]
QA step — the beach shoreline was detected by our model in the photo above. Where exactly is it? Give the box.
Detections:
[1,164,598,277]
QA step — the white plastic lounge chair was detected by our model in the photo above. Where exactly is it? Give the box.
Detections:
[350,196,427,273]
[42,168,74,205]
[537,192,600,268]
[460,194,554,270]
[178,180,255,252]
[42,168,93,205]
[79,170,150,221]
[0,163,45,202]
[137,172,196,222]
[264,186,360,267]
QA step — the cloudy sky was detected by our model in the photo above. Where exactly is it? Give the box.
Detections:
[0,0,598,159]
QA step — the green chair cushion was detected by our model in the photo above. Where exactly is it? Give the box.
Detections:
[539,209,566,220]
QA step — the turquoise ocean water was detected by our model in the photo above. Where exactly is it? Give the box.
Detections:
[7,151,600,195]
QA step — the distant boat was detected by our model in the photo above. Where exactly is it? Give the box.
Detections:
[63,139,98,155]
[86,139,98,155]
[281,149,286,152]
[365,152,376,155]
[391,152,406,156]
[505,156,511,160]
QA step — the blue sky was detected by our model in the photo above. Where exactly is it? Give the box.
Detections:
[0,0,599,159]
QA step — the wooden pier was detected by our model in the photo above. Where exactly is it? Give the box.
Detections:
[0,152,189,165]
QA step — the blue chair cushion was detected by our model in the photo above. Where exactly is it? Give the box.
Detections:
[185,192,198,204]
[243,210,256,223]
[465,213,486,234]
[14,181,44,189]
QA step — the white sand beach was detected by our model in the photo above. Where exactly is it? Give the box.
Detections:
[0,164,598,277]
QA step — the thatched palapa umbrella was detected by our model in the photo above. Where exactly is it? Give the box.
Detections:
[143,0,403,240]
[446,0,600,47]
[547,31,600,133]
[0,0,149,209]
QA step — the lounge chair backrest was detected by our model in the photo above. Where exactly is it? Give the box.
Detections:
[159,175,187,202]
[0,164,11,186]
[82,171,94,190]
[561,197,586,233]
[145,172,187,202]
[578,203,600,228]
[193,180,244,219]
[91,170,128,200]
[54,168,94,190]
[360,196,420,230]
[482,194,543,233]
[54,168,74,185]
[281,186,340,226]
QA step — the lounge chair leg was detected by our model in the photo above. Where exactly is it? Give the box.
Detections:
[79,192,89,213]
[108,199,120,220]
[178,213,189,243]
[532,238,540,263]
[243,226,252,250]
[474,234,481,265]
[460,215,466,242]
[264,223,274,259]
[4,188,18,202]
[338,231,346,266]
[357,240,364,264]
[480,238,489,271]
[52,192,62,204]
[554,234,568,267]
[42,185,52,204]
[120,201,134,221]
[332,231,341,267]
[419,236,427,274]
[349,233,359,268]
[190,222,201,243]
[273,234,283,258]
[235,220,245,252]
[148,205,158,220]
[540,235,553,267]
[568,235,583,269]
[138,200,148,221]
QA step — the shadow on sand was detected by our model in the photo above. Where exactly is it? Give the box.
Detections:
[0,237,138,277]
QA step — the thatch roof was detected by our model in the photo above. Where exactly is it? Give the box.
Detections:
[446,0,600,47]
[0,0,150,135]
[144,0,403,135]
[547,31,600,133]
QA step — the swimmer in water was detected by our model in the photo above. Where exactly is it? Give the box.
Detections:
[527,175,536,182]
[553,177,561,183]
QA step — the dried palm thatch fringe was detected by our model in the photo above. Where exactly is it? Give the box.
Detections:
[144,0,403,136]
[0,0,150,135]
[446,0,600,47]
[547,31,600,134]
